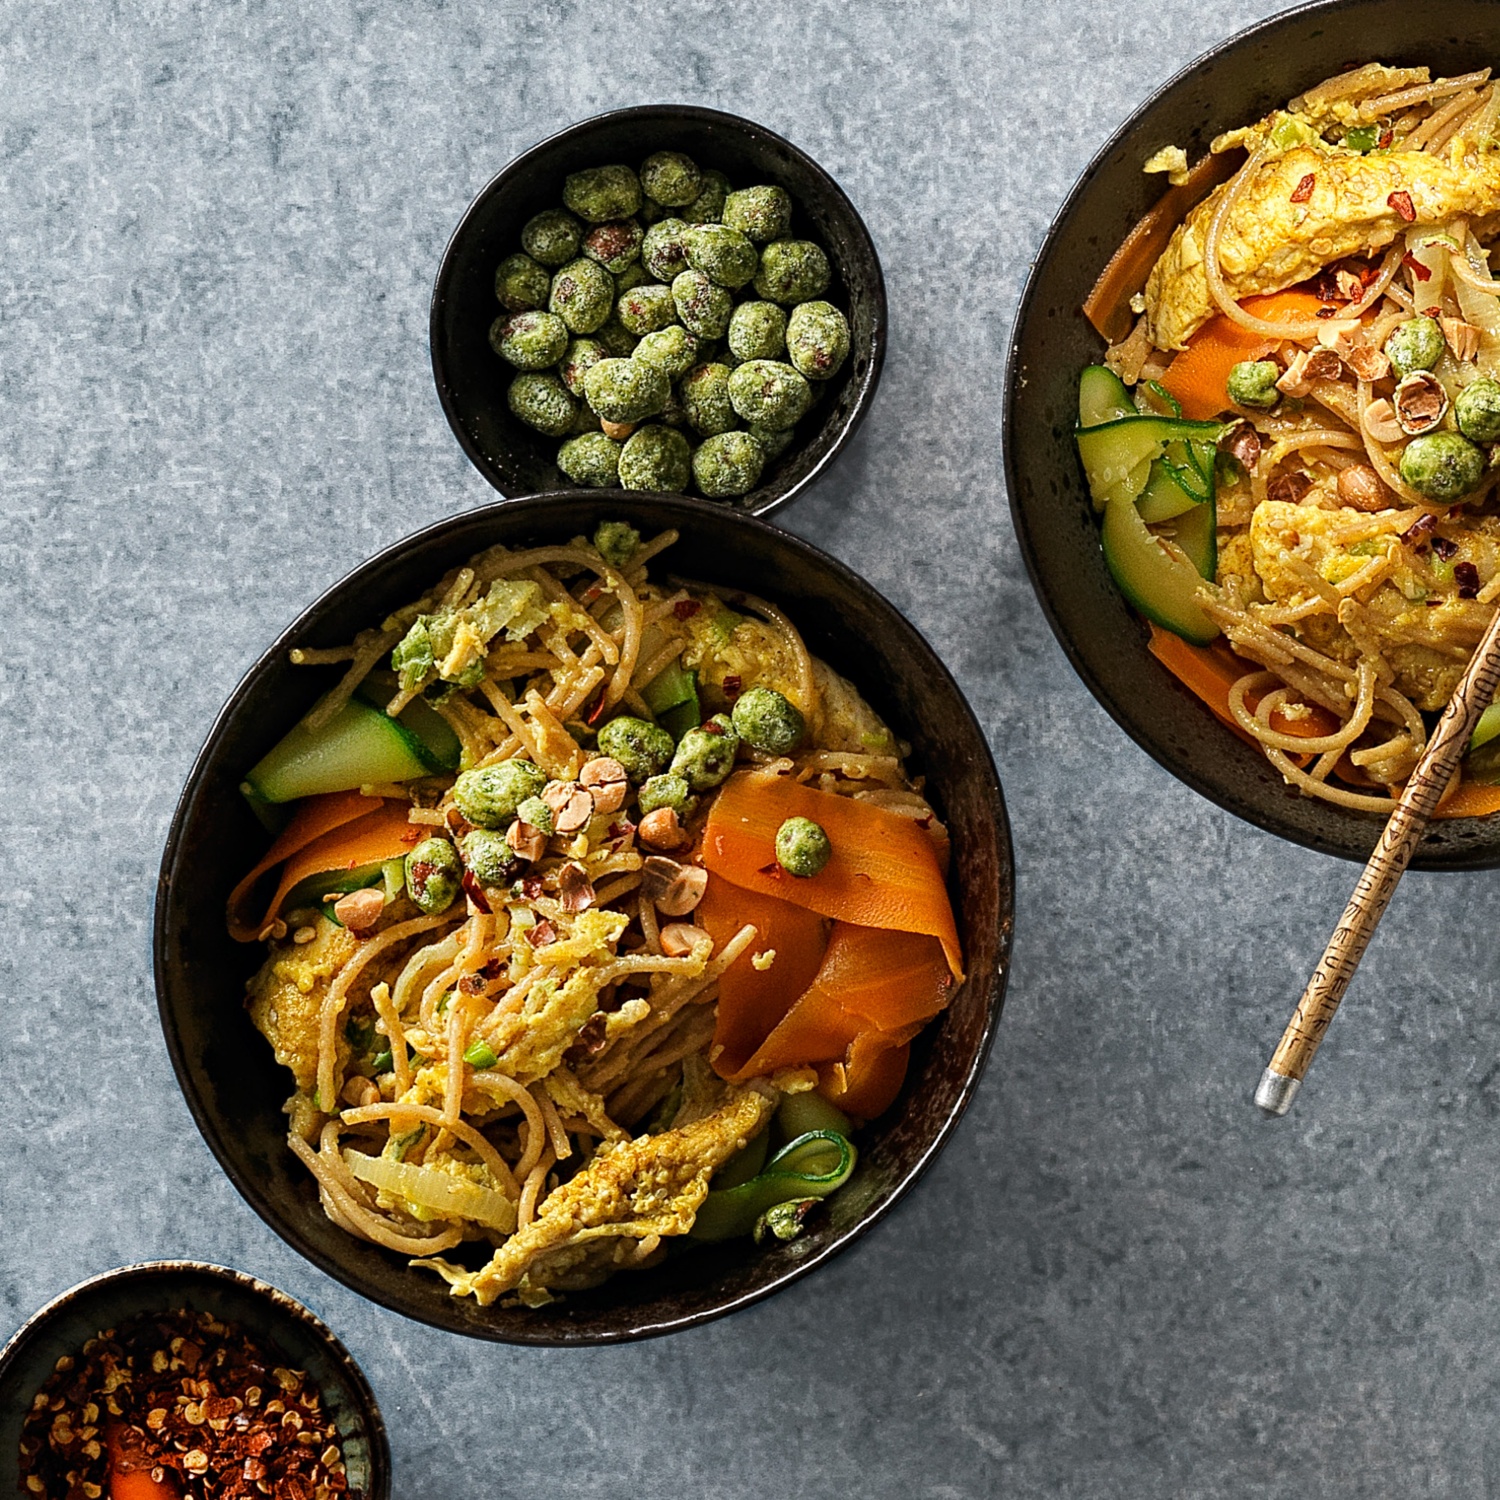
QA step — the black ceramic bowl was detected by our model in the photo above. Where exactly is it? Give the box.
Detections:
[1005,0,1500,869]
[155,493,1012,1344]
[430,105,886,518]
[0,1261,390,1497]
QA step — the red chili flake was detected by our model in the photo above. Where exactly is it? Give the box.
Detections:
[461,870,492,913]
[1316,305,1338,318]
[1455,561,1481,598]
[1290,172,1316,203]
[606,818,636,847]
[1431,535,1459,560]
[1402,251,1432,282]
[722,674,743,698]
[585,692,609,726]
[1388,189,1416,222]
[700,719,725,736]
[400,825,422,844]
[527,918,557,948]
[1403,513,1438,547]
[757,861,784,877]
[1378,127,1393,148]
[673,599,702,620]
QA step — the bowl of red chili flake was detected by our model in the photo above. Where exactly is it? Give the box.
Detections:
[0,1262,389,1500]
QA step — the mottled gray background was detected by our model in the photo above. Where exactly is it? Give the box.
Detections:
[2,1,1497,1495]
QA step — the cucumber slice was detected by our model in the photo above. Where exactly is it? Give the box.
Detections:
[1134,380,1182,418]
[1078,365,1135,427]
[660,695,702,742]
[1136,461,1200,523]
[1075,414,1224,508]
[245,697,431,804]
[1101,493,1218,644]
[1162,491,1217,581]
[642,658,698,716]
[283,856,405,921]
[385,692,461,773]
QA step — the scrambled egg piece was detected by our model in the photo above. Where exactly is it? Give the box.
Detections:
[1248,500,1500,708]
[246,917,356,1094]
[1145,145,1500,349]
[419,1083,777,1304]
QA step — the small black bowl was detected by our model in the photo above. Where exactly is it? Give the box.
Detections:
[1005,0,1500,869]
[0,1261,390,1498]
[430,105,886,518]
[155,492,1012,1343]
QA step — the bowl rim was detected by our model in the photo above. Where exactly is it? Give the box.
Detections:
[429,102,888,522]
[153,490,1013,1344]
[0,1259,391,1498]
[1002,0,1500,869]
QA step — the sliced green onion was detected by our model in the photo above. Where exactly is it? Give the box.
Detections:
[463,1039,499,1069]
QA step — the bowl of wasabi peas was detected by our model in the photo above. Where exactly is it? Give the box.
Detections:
[430,104,886,517]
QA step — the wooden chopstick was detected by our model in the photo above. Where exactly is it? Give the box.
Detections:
[1254,604,1500,1117]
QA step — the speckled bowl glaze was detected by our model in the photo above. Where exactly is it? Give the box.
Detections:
[1005,0,1500,868]
[154,493,1012,1344]
[0,1261,390,1498]
[431,105,886,518]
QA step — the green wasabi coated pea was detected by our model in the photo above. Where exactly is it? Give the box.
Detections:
[521,209,583,268]
[1399,431,1485,502]
[583,357,669,424]
[1385,316,1446,378]
[594,519,639,567]
[692,430,765,497]
[637,771,696,818]
[680,362,738,436]
[508,372,576,436]
[1456,377,1500,442]
[453,761,547,829]
[595,316,641,357]
[749,421,795,460]
[515,795,554,834]
[672,269,733,338]
[1226,360,1281,409]
[728,359,812,431]
[459,829,518,889]
[634,324,700,379]
[405,837,461,915]
[494,252,551,312]
[754,240,830,304]
[775,816,830,878]
[785,301,850,381]
[728,300,787,362]
[723,185,792,244]
[641,218,692,281]
[669,713,740,791]
[549,257,615,335]
[490,310,570,371]
[684,223,759,290]
[640,151,703,208]
[597,716,674,782]
[616,283,678,336]
[683,168,730,224]
[614,261,652,294]
[582,220,644,275]
[619,424,691,491]
[557,431,622,487]
[560,337,607,398]
[730,686,805,753]
[563,164,642,224]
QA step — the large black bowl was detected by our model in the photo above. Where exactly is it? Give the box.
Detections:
[155,493,1012,1343]
[0,1262,390,1499]
[1005,0,1500,869]
[431,105,886,518]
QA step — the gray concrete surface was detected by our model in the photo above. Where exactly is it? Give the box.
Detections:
[3,2,1497,1495]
